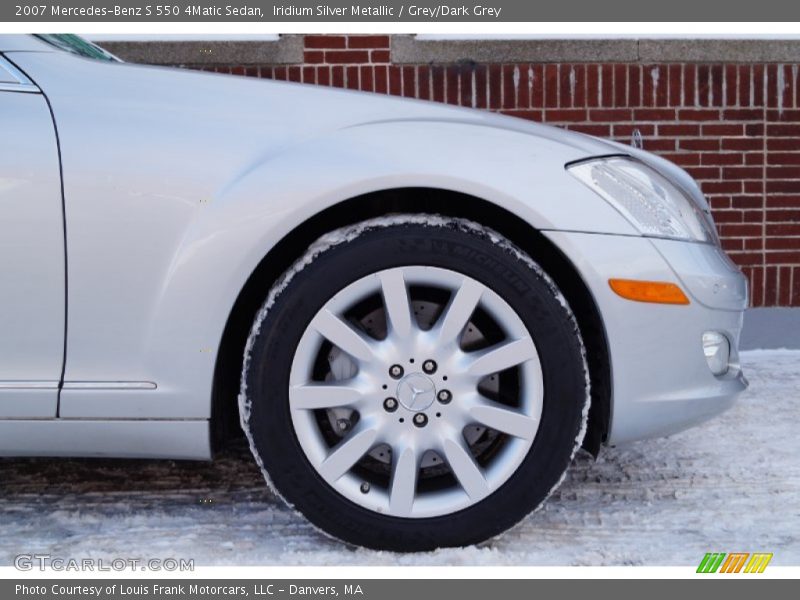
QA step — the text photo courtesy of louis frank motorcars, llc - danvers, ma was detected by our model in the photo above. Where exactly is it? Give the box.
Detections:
[0,0,799,593]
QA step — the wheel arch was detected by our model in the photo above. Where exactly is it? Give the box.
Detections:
[211,187,611,456]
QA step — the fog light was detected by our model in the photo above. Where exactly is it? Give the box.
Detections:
[702,332,730,376]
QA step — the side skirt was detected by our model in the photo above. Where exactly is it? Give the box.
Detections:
[0,419,211,459]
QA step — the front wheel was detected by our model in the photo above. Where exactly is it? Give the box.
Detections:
[240,215,589,551]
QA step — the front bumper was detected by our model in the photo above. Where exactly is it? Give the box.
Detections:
[545,231,748,445]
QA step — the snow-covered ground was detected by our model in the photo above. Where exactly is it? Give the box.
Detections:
[0,350,797,566]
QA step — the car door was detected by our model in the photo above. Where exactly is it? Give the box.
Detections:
[0,55,65,417]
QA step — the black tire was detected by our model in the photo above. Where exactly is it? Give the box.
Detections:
[241,215,589,551]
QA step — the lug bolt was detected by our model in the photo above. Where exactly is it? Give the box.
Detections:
[383,397,398,412]
[413,413,428,428]
[422,360,437,374]
[389,364,404,379]
[437,389,452,404]
[336,418,351,432]
[360,482,370,494]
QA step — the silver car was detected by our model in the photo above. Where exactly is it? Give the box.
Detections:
[0,34,748,551]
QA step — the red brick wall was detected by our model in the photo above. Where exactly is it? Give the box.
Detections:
[198,34,800,307]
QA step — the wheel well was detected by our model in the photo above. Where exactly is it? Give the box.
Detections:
[210,188,611,456]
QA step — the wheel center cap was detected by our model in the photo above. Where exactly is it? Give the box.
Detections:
[396,373,436,411]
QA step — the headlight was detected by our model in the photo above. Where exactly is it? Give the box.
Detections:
[567,156,716,243]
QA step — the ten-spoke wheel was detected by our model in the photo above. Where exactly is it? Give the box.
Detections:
[289,265,543,518]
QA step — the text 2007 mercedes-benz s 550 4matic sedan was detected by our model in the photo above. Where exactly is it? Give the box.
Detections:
[0,34,748,551]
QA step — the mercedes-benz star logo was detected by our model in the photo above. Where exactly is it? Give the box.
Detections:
[396,373,436,411]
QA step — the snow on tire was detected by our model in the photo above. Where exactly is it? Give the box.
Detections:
[239,215,590,551]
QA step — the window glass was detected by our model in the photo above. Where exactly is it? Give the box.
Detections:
[35,34,120,62]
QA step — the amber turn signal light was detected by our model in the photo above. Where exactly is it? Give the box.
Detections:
[608,279,690,305]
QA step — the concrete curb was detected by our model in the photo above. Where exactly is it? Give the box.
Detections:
[741,308,800,350]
